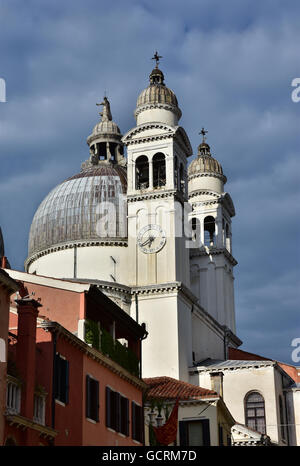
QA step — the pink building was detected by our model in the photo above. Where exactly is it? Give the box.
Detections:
[2,269,147,446]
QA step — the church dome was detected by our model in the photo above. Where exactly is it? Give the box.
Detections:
[135,55,182,124]
[90,119,121,137]
[188,135,226,180]
[188,151,224,178]
[27,164,127,259]
[136,70,179,108]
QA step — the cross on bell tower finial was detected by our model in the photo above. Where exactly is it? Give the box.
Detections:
[199,127,208,143]
[152,51,162,68]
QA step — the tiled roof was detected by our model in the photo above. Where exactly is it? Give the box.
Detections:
[228,347,269,361]
[144,376,218,400]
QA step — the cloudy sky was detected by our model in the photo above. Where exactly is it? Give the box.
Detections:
[0,0,299,364]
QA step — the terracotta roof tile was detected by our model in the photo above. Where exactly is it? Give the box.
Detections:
[144,376,218,400]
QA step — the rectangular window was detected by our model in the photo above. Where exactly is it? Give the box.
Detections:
[120,396,129,436]
[132,401,143,443]
[6,379,21,415]
[179,419,210,446]
[54,354,69,404]
[106,387,129,436]
[86,375,99,422]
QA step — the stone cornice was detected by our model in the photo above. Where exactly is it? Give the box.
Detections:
[188,190,220,201]
[69,278,132,297]
[0,269,20,294]
[134,103,182,119]
[5,413,58,439]
[25,239,128,270]
[188,171,227,184]
[189,247,238,266]
[87,132,122,145]
[127,189,187,204]
[122,123,192,156]
[190,360,276,374]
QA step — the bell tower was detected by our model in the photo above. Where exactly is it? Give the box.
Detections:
[188,130,237,333]
[123,55,193,288]
[122,54,194,380]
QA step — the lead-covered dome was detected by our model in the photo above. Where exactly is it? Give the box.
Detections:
[27,164,127,258]
[27,97,128,264]
[135,64,182,124]
[188,141,226,180]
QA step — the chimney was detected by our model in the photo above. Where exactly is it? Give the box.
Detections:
[16,297,41,419]
[210,372,224,397]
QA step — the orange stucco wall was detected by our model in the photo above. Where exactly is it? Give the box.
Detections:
[9,281,85,334]
[54,334,143,446]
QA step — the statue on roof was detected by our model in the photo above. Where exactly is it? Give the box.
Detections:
[96,96,112,122]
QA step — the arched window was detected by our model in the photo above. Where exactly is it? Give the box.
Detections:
[225,223,230,251]
[174,157,178,189]
[135,156,149,190]
[245,392,266,434]
[190,217,200,242]
[179,164,184,192]
[204,216,215,247]
[153,153,166,188]
[4,437,17,446]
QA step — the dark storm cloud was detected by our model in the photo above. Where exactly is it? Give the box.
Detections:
[0,0,299,363]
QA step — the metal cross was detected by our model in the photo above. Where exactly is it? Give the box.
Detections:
[152,51,162,68]
[199,127,208,143]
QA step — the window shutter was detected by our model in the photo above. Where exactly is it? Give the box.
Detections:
[179,421,188,446]
[86,375,91,419]
[137,405,143,443]
[95,380,99,423]
[54,354,59,399]
[125,398,129,436]
[64,360,69,404]
[115,392,121,433]
[202,419,211,446]
[132,402,136,440]
[106,387,111,428]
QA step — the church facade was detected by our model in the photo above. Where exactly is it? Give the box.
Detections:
[21,57,299,445]
[25,60,240,382]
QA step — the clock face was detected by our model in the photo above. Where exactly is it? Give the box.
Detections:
[137,224,166,254]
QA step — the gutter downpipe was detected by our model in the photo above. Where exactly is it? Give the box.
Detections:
[51,331,57,430]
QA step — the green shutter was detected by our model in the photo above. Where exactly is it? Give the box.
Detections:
[64,360,69,404]
[106,387,111,428]
[86,375,91,419]
[132,402,136,440]
[179,421,188,446]
[202,419,211,446]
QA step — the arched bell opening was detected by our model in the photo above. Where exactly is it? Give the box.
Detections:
[190,217,201,243]
[96,142,108,161]
[153,153,166,188]
[135,155,149,190]
[179,164,184,192]
[225,223,231,252]
[204,216,216,247]
[174,156,178,190]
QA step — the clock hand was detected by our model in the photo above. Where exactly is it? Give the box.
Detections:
[147,235,155,247]
[140,237,152,247]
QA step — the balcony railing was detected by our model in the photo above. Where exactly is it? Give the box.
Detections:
[85,320,140,377]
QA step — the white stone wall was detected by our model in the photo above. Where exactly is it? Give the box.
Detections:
[190,365,284,444]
